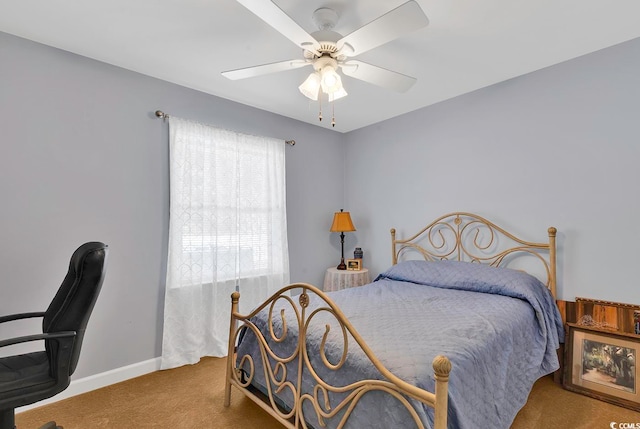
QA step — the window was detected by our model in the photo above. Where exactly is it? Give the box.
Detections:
[166,119,289,287]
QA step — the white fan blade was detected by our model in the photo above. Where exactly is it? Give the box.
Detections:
[236,0,320,54]
[340,60,416,93]
[336,1,428,57]
[222,59,310,80]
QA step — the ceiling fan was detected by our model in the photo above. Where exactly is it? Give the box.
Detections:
[222,0,429,125]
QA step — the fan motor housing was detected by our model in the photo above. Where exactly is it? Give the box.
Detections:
[306,8,343,60]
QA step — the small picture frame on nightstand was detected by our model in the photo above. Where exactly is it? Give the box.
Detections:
[346,259,361,271]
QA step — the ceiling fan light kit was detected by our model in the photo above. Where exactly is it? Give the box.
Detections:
[226,0,429,127]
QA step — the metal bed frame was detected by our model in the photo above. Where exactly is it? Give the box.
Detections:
[224,212,558,429]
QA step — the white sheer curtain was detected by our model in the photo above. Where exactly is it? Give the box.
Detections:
[161,117,289,369]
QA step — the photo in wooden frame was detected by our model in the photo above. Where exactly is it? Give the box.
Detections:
[346,259,361,271]
[564,323,640,411]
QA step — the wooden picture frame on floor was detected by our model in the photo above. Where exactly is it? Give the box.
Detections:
[564,323,640,411]
[574,297,640,335]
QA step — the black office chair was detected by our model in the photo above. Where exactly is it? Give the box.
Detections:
[0,242,108,429]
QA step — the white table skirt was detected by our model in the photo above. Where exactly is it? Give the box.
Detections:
[323,267,370,292]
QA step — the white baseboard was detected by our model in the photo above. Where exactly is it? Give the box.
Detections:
[17,357,162,413]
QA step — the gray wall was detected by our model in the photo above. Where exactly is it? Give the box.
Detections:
[0,32,344,378]
[3,29,640,381]
[345,37,640,305]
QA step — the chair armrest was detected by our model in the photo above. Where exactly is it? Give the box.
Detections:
[0,312,45,324]
[0,331,76,349]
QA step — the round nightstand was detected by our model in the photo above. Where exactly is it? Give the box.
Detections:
[323,267,370,292]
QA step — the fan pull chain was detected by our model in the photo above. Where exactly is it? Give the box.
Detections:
[318,95,322,122]
[331,101,336,127]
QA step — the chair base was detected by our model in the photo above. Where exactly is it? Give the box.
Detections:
[39,422,62,429]
[0,409,62,429]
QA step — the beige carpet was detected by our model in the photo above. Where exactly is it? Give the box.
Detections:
[16,357,640,428]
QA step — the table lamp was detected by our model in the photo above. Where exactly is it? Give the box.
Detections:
[330,209,356,270]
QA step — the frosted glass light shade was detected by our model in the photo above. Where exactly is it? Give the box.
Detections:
[328,86,348,102]
[320,66,342,94]
[298,72,321,100]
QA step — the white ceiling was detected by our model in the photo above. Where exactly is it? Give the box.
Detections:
[2,0,640,133]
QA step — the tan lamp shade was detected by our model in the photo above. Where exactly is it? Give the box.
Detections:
[330,211,356,232]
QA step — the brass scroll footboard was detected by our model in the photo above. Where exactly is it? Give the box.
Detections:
[223,283,451,429]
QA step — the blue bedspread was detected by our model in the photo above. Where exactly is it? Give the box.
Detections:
[237,260,564,429]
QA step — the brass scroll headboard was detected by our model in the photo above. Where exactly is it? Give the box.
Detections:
[390,212,557,298]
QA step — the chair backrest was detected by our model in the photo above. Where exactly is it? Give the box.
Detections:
[43,242,109,375]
